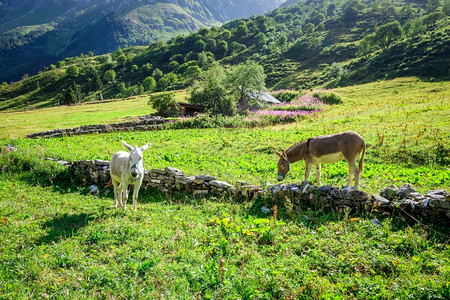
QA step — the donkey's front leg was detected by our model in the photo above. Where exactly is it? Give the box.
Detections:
[314,164,321,186]
[304,161,313,182]
[132,180,142,210]
[121,182,129,210]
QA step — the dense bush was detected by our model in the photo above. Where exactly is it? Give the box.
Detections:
[269,89,302,103]
[148,92,179,117]
[312,91,343,105]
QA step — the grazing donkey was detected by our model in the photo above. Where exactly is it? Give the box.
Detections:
[110,140,151,210]
[274,131,366,188]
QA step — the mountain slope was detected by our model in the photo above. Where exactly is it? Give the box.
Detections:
[0,0,285,83]
[1,0,449,111]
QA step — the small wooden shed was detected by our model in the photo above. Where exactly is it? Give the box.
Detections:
[179,102,205,116]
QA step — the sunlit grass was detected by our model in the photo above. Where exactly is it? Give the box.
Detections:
[0,90,187,138]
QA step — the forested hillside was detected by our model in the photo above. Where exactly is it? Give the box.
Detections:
[0,0,285,83]
[1,0,449,111]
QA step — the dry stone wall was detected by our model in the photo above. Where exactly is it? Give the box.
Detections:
[27,116,167,139]
[66,159,450,224]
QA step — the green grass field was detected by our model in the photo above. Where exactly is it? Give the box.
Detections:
[0,77,449,298]
[0,90,188,139]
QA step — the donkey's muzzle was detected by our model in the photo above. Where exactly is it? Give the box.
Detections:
[131,168,139,178]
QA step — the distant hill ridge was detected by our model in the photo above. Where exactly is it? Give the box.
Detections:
[0,0,285,82]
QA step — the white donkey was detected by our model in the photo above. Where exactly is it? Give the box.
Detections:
[110,140,151,210]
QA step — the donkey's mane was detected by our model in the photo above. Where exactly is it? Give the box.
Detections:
[286,140,307,153]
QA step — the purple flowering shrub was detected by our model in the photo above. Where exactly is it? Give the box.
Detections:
[166,90,336,129]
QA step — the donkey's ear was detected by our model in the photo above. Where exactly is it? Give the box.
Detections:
[273,148,282,157]
[121,140,134,151]
[140,142,151,152]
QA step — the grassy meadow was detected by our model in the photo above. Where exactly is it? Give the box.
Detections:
[0,90,188,139]
[0,77,449,298]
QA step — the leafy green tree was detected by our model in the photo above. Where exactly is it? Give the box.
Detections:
[157,72,178,91]
[148,91,179,117]
[231,42,247,54]
[444,0,450,16]
[422,11,444,28]
[170,54,184,64]
[426,0,441,12]
[255,32,268,47]
[113,48,124,60]
[374,21,403,49]
[131,64,138,73]
[189,64,236,115]
[194,40,206,52]
[343,0,362,22]
[227,60,266,111]
[183,65,202,80]
[66,65,79,78]
[104,70,116,83]
[206,38,217,52]
[274,35,288,49]
[152,68,163,81]
[169,61,180,72]
[198,51,208,69]
[63,86,77,105]
[304,23,315,34]
[142,63,152,73]
[90,74,102,91]
[236,21,248,36]
[221,30,232,40]
[117,55,127,66]
[142,76,156,92]
[217,40,228,57]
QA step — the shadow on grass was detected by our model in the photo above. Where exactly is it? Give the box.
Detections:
[36,212,95,245]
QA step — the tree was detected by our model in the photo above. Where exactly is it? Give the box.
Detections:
[189,64,236,115]
[152,68,163,81]
[217,40,228,57]
[63,86,77,105]
[157,72,178,91]
[142,76,156,92]
[104,70,116,83]
[66,65,79,78]
[254,32,268,47]
[221,30,232,40]
[343,0,362,22]
[194,40,206,52]
[374,21,403,49]
[169,61,180,72]
[231,42,247,54]
[236,21,248,36]
[206,38,217,52]
[227,60,266,111]
[198,51,208,69]
[90,73,102,91]
[148,92,179,117]
[131,64,138,72]
[183,65,202,80]
[117,55,127,66]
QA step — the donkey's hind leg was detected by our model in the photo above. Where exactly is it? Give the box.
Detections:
[347,161,359,187]
[314,164,321,186]
[112,179,122,208]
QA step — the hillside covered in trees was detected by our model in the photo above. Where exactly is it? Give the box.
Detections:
[0,0,285,83]
[1,0,449,111]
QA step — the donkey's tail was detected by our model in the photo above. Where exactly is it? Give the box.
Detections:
[359,141,366,175]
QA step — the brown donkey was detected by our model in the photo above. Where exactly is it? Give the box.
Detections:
[274,131,366,188]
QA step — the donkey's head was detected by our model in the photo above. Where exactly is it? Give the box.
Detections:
[122,140,151,178]
[273,148,290,181]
